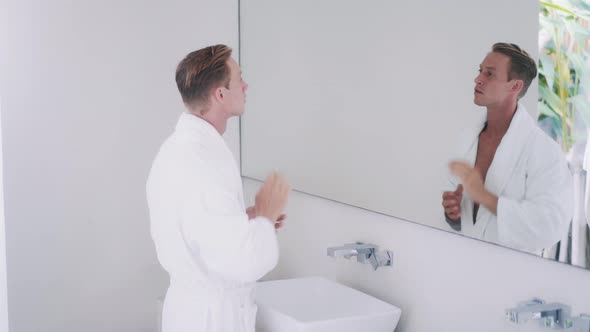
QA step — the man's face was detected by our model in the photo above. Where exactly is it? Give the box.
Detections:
[223,57,249,116]
[473,52,515,107]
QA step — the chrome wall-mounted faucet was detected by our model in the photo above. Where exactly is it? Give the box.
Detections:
[506,298,590,331]
[506,298,571,328]
[327,242,393,270]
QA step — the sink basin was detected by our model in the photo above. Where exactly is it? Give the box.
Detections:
[255,276,401,332]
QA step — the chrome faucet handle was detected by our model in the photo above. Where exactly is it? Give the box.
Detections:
[368,250,393,271]
[506,298,572,329]
[507,298,545,323]
[565,313,590,332]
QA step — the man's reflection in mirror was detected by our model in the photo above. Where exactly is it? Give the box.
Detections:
[442,43,573,253]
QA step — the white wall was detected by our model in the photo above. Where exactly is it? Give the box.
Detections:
[243,178,590,332]
[0,4,11,330]
[0,0,238,331]
[0,99,8,332]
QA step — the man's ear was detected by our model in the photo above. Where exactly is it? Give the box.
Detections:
[511,80,524,94]
[213,87,224,103]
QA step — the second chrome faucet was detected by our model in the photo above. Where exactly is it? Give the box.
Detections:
[327,242,393,271]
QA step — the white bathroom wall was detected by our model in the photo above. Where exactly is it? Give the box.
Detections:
[0,99,8,332]
[243,178,590,332]
[0,5,11,331]
[0,0,238,331]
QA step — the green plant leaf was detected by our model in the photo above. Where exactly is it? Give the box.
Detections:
[569,53,586,75]
[580,69,590,92]
[539,53,556,89]
[570,0,590,12]
[558,57,572,87]
[540,15,563,31]
[538,100,561,120]
[568,0,590,19]
[538,114,563,142]
[540,85,568,118]
[570,95,590,127]
[540,1,576,16]
[564,20,590,49]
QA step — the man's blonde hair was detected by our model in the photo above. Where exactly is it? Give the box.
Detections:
[492,42,537,98]
[175,44,233,111]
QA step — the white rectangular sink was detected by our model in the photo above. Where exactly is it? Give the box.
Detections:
[255,276,401,332]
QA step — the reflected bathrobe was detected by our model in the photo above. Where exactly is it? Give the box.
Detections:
[146,113,278,332]
[447,104,573,253]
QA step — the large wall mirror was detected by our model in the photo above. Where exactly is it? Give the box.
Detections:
[240,0,590,270]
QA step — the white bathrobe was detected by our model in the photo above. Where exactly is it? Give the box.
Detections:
[447,104,573,253]
[146,112,279,332]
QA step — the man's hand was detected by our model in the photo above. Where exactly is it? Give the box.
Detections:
[449,161,486,202]
[254,172,290,225]
[246,206,256,220]
[246,206,287,230]
[442,184,463,221]
[449,160,498,215]
[274,214,286,230]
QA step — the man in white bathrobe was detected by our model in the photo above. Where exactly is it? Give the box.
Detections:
[146,44,290,332]
[442,43,573,253]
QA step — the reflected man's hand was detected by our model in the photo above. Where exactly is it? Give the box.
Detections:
[442,184,463,221]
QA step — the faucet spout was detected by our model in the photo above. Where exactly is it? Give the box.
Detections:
[327,243,376,258]
[327,242,393,270]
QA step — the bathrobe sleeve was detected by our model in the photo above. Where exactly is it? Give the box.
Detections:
[496,141,573,251]
[179,181,279,283]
